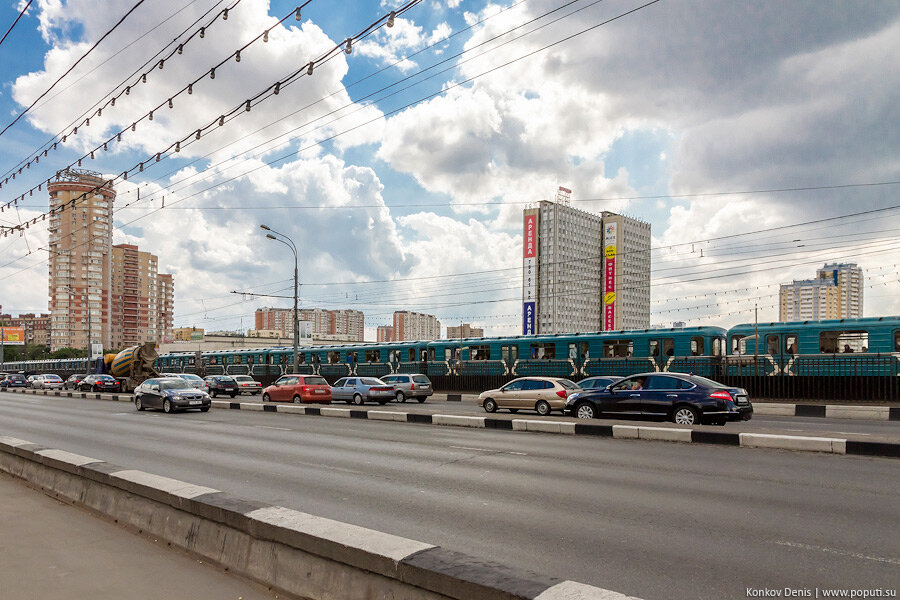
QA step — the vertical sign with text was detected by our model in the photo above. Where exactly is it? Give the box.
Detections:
[523,211,538,335]
[603,221,617,330]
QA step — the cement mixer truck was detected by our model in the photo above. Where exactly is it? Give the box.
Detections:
[104,342,160,392]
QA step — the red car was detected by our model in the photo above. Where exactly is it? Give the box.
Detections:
[262,375,331,404]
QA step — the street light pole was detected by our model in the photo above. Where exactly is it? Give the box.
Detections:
[260,224,299,374]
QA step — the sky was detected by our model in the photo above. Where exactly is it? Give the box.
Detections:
[0,0,899,341]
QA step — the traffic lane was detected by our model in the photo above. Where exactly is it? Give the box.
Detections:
[1,394,898,600]
[0,472,278,600]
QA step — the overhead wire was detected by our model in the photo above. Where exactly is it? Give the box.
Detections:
[0,0,33,49]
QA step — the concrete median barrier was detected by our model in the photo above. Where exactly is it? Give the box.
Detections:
[0,435,637,600]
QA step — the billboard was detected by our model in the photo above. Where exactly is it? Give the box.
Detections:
[603,221,617,330]
[1,327,26,346]
[523,211,539,334]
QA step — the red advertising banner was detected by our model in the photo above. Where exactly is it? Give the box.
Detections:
[603,222,617,330]
[523,214,537,258]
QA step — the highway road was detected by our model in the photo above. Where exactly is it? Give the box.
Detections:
[1,391,898,600]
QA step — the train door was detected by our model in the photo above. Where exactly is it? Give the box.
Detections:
[649,337,674,369]
[501,345,519,372]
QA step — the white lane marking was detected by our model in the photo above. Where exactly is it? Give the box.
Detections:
[254,425,292,431]
[449,445,528,456]
[775,541,900,565]
[835,432,871,436]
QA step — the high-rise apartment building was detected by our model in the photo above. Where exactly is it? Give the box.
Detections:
[48,169,114,351]
[779,263,863,321]
[109,245,175,349]
[446,324,484,339]
[376,325,394,342]
[393,311,441,341]
[523,196,651,334]
[254,307,365,341]
[157,273,175,343]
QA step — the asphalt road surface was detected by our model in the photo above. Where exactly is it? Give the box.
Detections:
[1,392,898,600]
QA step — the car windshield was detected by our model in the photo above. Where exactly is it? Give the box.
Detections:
[361,378,384,385]
[179,374,203,382]
[303,376,328,386]
[234,376,253,382]
[558,379,579,390]
[688,375,724,388]
[160,380,193,390]
[412,375,430,383]
[96,375,115,381]
[46,375,62,381]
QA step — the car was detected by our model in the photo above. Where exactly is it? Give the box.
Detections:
[381,373,433,403]
[163,372,208,393]
[31,374,65,390]
[232,374,262,395]
[64,374,88,390]
[576,376,623,390]
[134,377,211,413]
[478,377,581,416]
[262,374,331,404]
[330,377,396,405]
[564,372,753,425]
[78,374,122,393]
[0,374,28,388]
[203,375,238,398]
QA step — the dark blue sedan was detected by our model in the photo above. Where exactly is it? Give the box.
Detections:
[564,372,752,426]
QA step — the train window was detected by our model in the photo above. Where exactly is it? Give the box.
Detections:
[819,330,868,353]
[649,340,659,357]
[501,345,519,362]
[785,335,798,355]
[766,335,779,355]
[234,355,242,364]
[530,343,555,359]
[327,351,340,364]
[690,337,705,356]
[365,350,380,363]
[407,349,416,362]
[895,331,900,352]
[470,345,490,360]
[210,357,218,365]
[730,335,747,355]
[603,340,633,358]
[663,339,674,357]
[711,338,723,356]
[298,353,305,364]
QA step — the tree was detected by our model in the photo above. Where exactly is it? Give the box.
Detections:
[50,347,84,359]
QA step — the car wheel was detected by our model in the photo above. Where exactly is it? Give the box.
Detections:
[263,393,271,402]
[575,403,596,419]
[673,405,699,425]
[135,396,145,411]
[210,389,217,398]
[92,385,98,392]
[200,407,210,413]
[293,395,302,404]
[508,408,518,414]
[483,398,497,413]
[395,391,406,403]
[352,394,364,406]
[535,400,551,417]
[229,392,236,398]
[163,399,174,414]
[713,418,727,426]
[417,397,426,403]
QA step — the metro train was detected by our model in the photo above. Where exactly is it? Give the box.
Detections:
[4,316,899,401]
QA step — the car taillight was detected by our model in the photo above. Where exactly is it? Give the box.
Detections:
[410,383,416,390]
[556,390,567,398]
[709,390,732,400]
[302,386,309,392]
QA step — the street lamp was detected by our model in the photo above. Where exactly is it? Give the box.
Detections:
[260,224,299,374]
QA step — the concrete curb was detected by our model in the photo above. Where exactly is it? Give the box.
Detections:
[5,388,899,458]
[0,436,638,600]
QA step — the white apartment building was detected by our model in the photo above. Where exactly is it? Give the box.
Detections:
[779,263,863,321]
[523,198,651,334]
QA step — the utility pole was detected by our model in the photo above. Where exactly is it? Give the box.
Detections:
[1,306,5,372]
[754,303,759,377]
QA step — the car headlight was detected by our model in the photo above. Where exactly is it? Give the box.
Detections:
[566,393,581,405]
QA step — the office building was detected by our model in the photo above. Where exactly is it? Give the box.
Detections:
[446,324,484,339]
[47,169,114,351]
[523,193,651,334]
[393,311,441,341]
[779,263,863,321]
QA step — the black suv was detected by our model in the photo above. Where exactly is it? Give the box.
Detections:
[203,375,238,398]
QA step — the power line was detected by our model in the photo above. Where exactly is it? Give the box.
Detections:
[0,0,33,49]
[0,0,150,138]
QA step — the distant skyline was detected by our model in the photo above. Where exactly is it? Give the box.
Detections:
[1,0,899,341]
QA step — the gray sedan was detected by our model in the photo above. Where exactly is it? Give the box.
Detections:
[331,377,396,405]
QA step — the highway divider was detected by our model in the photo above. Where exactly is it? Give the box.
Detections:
[0,435,641,600]
[4,388,899,458]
